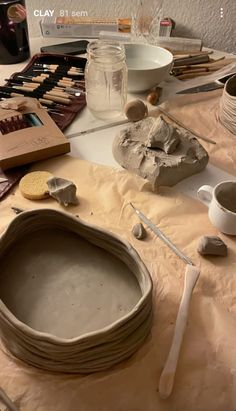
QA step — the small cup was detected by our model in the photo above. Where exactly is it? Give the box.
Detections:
[197,181,236,235]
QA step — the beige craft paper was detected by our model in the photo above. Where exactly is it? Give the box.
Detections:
[0,155,236,411]
[155,89,236,176]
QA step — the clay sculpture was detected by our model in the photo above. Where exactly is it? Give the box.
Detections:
[112,116,209,188]
[0,209,152,373]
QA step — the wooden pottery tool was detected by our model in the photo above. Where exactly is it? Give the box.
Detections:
[158,264,200,399]
[8,77,85,95]
[33,68,84,77]
[0,85,71,105]
[16,74,83,89]
[9,82,74,99]
[34,63,84,73]
[129,203,200,399]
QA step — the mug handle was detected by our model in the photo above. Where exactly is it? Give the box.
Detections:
[197,185,213,207]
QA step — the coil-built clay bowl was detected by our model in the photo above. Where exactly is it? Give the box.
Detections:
[0,209,152,373]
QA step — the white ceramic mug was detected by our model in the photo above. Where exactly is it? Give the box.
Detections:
[197,181,236,235]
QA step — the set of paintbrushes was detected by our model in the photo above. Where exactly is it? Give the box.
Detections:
[171,50,234,80]
[0,54,87,130]
[0,73,85,106]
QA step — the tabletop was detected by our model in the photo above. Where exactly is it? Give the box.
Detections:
[0,36,235,198]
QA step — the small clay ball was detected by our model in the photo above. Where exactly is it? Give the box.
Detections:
[124,99,148,122]
[132,223,147,240]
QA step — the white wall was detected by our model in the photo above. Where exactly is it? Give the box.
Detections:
[25,0,236,52]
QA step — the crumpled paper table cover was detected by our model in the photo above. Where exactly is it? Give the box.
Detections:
[155,89,236,176]
[0,155,236,411]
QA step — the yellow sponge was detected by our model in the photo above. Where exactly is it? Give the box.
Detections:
[19,171,53,200]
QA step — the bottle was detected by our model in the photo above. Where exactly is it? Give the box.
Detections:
[131,0,163,44]
[85,40,127,120]
[0,0,30,64]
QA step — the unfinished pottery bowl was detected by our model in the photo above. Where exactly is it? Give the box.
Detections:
[0,209,152,373]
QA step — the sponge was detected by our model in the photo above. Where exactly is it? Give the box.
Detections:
[19,171,53,200]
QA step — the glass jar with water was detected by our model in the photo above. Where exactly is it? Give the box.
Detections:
[85,41,127,120]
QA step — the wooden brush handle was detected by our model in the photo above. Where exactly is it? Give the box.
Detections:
[177,71,214,80]
[159,264,200,399]
[42,94,70,105]
[38,98,55,106]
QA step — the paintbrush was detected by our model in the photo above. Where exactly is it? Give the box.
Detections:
[129,203,200,399]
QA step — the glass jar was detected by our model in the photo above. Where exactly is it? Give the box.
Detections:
[131,0,163,44]
[85,40,127,120]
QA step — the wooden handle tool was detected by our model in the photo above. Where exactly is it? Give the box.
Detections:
[158,264,200,399]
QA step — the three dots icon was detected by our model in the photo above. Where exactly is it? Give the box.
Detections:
[220,7,224,18]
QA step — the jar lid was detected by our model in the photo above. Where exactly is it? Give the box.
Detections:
[87,40,126,63]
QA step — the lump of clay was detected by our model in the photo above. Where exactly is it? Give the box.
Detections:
[132,223,147,240]
[197,235,227,256]
[146,116,180,154]
[0,96,40,111]
[124,99,148,122]
[112,117,209,188]
[47,177,78,206]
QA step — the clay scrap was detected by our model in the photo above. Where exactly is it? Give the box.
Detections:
[47,177,78,206]
[146,116,180,154]
[132,223,147,240]
[0,96,35,111]
[112,116,209,188]
[197,235,227,256]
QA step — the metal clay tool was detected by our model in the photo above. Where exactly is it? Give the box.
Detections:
[129,203,193,265]
[129,203,200,399]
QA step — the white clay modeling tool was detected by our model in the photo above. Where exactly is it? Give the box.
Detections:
[129,203,200,399]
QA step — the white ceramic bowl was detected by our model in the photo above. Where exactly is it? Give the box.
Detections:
[125,43,173,92]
